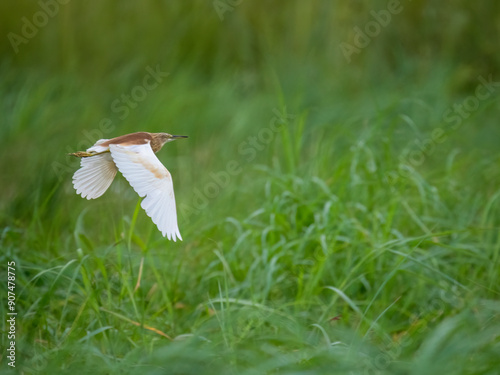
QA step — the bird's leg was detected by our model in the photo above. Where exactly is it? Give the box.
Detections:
[68,150,110,158]
[68,151,95,157]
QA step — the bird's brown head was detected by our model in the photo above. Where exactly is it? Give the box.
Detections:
[151,133,188,152]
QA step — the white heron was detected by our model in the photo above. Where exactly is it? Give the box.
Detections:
[69,132,187,241]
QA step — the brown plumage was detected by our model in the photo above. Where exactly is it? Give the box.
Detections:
[69,132,187,157]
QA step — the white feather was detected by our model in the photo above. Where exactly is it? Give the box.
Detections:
[109,143,182,241]
[72,152,117,199]
[87,139,111,153]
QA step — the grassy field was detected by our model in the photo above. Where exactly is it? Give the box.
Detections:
[1,1,500,374]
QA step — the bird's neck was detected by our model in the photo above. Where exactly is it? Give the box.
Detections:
[150,138,164,153]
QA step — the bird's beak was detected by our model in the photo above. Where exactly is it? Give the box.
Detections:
[170,135,188,139]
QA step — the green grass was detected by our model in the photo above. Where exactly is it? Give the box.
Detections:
[1,2,500,374]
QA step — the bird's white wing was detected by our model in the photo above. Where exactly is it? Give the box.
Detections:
[73,153,117,199]
[109,143,182,241]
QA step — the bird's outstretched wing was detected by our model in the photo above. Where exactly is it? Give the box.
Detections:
[109,143,182,241]
[73,153,117,199]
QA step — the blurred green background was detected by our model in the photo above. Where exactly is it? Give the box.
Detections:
[1,1,499,374]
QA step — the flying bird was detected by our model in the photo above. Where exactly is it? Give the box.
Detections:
[69,132,187,241]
